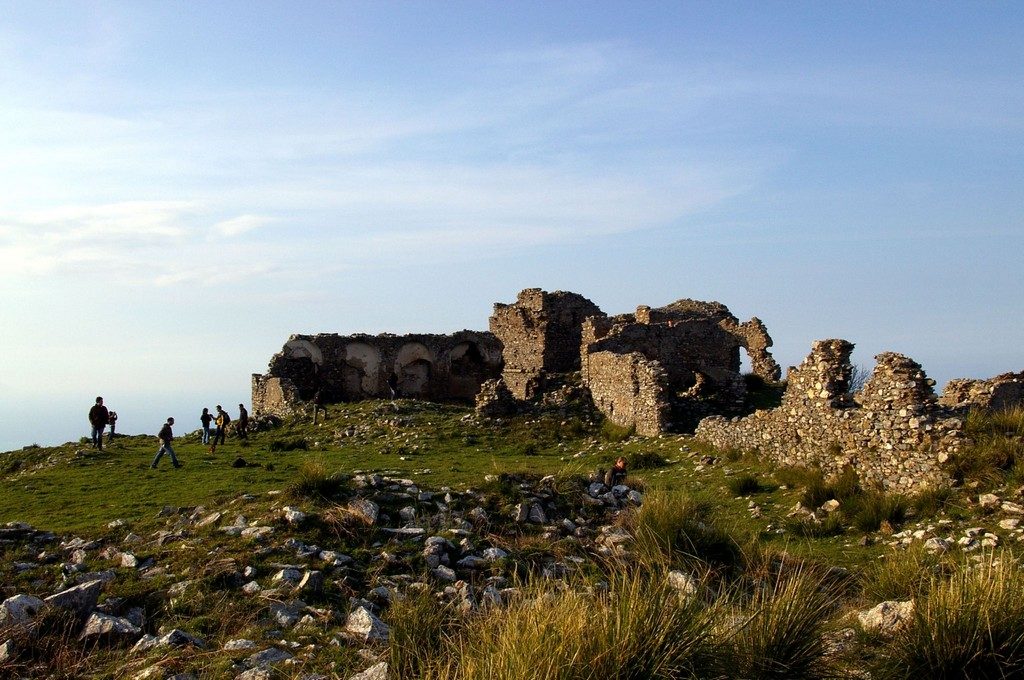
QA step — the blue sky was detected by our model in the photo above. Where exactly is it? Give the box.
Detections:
[1,2,1022,451]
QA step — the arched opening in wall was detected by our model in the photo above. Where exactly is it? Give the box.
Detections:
[399,359,432,396]
[448,342,488,400]
[280,339,324,398]
[342,343,382,399]
[395,343,436,398]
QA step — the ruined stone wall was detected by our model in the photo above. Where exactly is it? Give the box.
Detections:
[939,372,1024,411]
[584,351,669,436]
[695,339,965,492]
[490,288,604,400]
[252,331,502,417]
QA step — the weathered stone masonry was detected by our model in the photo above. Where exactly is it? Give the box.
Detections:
[696,339,968,492]
[253,331,502,418]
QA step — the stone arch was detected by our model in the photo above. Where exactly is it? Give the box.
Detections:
[447,341,489,400]
[284,339,323,365]
[343,342,382,398]
[395,343,435,397]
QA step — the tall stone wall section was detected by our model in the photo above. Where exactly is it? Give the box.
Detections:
[489,288,604,400]
[695,339,966,492]
[584,351,670,436]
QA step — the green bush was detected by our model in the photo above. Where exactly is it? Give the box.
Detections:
[727,474,767,496]
[438,571,718,680]
[623,489,742,573]
[628,451,669,470]
[720,569,839,679]
[875,555,1024,679]
[911,485,957,518]
[849,492,909,533]
[599,419,634,443]
[269,437,309,452]
[785,513,845,539]
[861,545,951,601]
[285,457,343,501]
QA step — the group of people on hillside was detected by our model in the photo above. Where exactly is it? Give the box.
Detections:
[87,397,249,470]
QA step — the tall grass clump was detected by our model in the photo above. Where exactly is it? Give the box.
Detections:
[849,491,909,532]
[949,407,1024,486]
[875,554,1024,679]
[860,544,953,601]
[387,587,464,679]
[438,572,717,680]
[599,419,634,443]
[727,473,770,496]
[720,569,840,679]
[622,489,742,574]
[269,436,309,452]
[911,485,957,518]
[285,457,343,501]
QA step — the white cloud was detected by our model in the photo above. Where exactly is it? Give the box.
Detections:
[211,214,275,238]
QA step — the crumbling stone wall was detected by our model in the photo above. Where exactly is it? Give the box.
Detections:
[939,372,1024,411]
[581,299,780,434]
[252,331,502,417]
[695,339,966,492]
[489,288,604,400]
[584,351,669,436]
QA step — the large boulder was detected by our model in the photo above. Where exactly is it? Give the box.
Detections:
[345,607,389,643]
[0,594,45,625]
[79,612,141,645]
[858,600,915,635]
[44,579,104,618]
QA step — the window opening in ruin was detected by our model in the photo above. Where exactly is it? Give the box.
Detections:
[399,359,432,396]
[449,342,487,400]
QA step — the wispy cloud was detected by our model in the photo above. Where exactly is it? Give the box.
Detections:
[211,214,275,238]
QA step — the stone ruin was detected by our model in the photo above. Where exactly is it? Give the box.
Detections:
[695,340,1023,492]
[253,288,778,436]
[252,331,502,418]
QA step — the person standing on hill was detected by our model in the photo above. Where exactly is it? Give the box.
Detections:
[311,388,326,425]
[237,403,249,439]
[107,410,118,441]
[88,397,109,451]
[211,405,230,452]
[200,407,213,445]
[151,417,180,469]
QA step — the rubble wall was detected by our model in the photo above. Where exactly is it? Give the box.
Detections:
[252,331,502,417]
[940,372,1024,411]
[489,288,604,400]
[583,351,669,436]
[695,339,966,492]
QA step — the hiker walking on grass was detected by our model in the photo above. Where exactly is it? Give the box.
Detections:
[107,411,118,441]
[237,403,249,439]
[312,389,326,425]
[200,407,213,445]
[151,417,180,469]
[88,396,109,451]
[211,405,229,452]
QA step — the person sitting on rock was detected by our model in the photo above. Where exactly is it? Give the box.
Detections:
[604,456,627,488]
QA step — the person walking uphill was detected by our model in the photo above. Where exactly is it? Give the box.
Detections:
[151,417,181,469]
[88,397,109,451]
[210,405,230,453]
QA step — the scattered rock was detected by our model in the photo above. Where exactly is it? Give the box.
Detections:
[858,600,915,635]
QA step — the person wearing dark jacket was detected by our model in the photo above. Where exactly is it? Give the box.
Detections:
[211,405,230,452]
[88,397,109,451]
[151,417,180,469]
[237,404,249,439]
[200,407,213,445]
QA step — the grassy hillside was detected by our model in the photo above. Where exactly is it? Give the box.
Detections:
[2,400,1024,678]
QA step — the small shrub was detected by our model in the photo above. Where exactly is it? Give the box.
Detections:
[911,486,956,518]
[387,587,463,679]
[727,474,766,496]
[785,513,845,539]
[721,569,839,679]
[269,437,309,452]
[599,419,634,443]
[285,457,342,501]
[623,489,742,573]
[874,554,1024,678]
[518,442,539,457]
[850,492,908,533]
[628,451,669,470]
[861,545,950,601]
[773,465,823,490]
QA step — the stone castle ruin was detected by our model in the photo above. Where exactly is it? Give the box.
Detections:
[251,287,1021,491]
[252,331,502,418]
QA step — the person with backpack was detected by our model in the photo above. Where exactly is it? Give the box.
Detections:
[211,405,230,453]
[200,407,213,445]
[151,417,181,469]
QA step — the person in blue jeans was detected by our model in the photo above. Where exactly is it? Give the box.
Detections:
[151,417,181,469]
[88,396,108,450]
[200,407,213,444]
